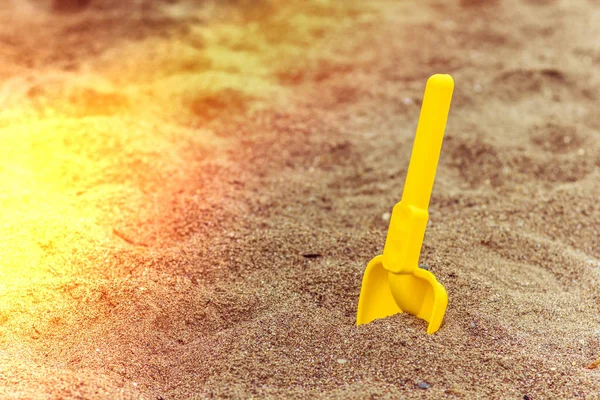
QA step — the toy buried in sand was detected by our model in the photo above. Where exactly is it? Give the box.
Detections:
[356,74,454,334]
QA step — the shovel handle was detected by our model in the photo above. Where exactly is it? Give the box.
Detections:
[382,75,454,274]
[402,74,454,209]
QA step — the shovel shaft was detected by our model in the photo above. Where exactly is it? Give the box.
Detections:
[402,75,454,209]
[382,75,454,274]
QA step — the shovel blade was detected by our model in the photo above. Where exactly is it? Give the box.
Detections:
[356,255,402,325]
[388,268,448,334]
[356,255,448,334]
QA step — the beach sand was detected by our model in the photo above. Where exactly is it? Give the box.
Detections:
[0,0,598,398]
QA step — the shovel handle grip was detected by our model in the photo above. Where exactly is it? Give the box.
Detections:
[382,75,454,274]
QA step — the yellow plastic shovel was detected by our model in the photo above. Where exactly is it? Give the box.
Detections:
[356,74,454,334]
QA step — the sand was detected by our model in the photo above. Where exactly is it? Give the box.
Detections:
[0,0,599,398]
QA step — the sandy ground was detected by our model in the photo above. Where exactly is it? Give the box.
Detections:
[0,0,599,398]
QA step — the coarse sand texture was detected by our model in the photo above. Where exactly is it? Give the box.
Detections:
[0,0,598,399]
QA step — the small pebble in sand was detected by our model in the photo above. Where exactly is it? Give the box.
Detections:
[418,264,430,271]
[418,381,430,390]
[336,358,348,364]
[382,212,391,222]
[402,97,413,105]
[470,322,476,328]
